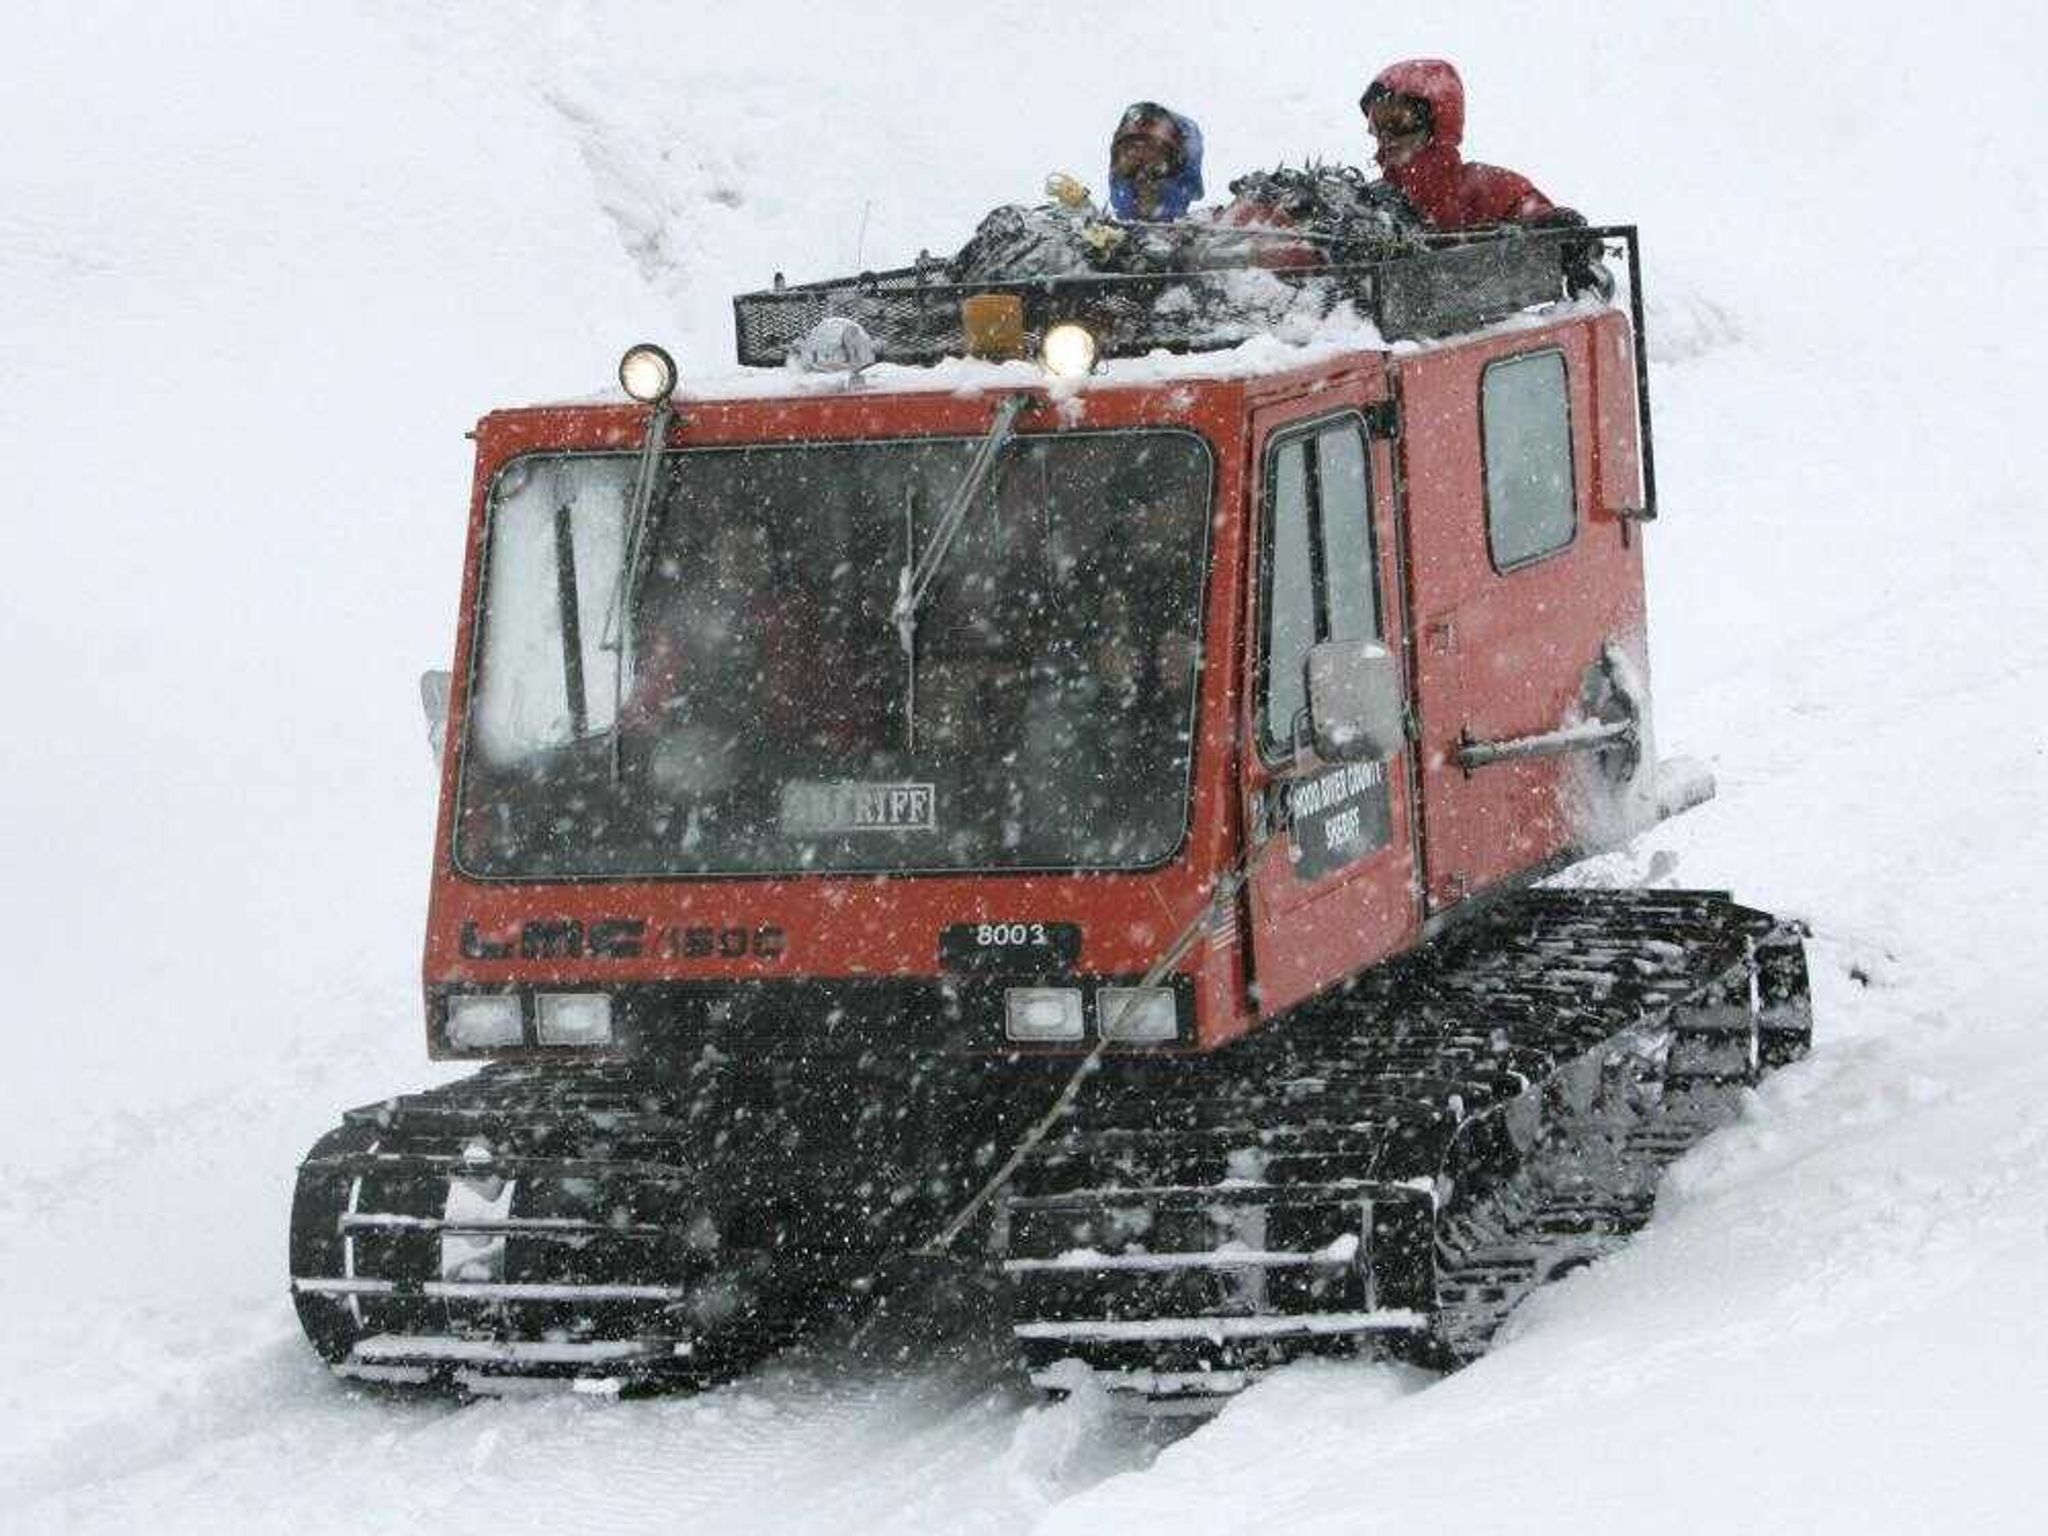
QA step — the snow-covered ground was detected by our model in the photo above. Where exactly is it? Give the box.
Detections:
[5,3,2044,1530]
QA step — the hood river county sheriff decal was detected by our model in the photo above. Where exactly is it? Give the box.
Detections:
[1287,759,1391,879]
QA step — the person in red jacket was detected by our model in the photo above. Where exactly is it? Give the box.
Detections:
[1361,58,1556,230]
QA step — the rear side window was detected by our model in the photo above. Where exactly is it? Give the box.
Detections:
[1482,350,1576,569]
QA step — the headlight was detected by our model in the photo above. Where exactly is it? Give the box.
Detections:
[1040,322,1098,378]
[446,993,524,1050]
[1004,987,1085,1043]
[618,342,678,402]
[536,992,614,1046]
[1097,986,1178,1043]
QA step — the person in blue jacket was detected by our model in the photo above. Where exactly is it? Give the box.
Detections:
[1107,101,1204,221]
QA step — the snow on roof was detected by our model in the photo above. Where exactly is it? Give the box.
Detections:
[533,294,1610,415]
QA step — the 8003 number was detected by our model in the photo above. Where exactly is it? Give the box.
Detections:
[975,922,1049,947]
[938,921,1081,974]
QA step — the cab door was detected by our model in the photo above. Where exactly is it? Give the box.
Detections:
[1395,318,1646,913]
[1240,387,1423,1018]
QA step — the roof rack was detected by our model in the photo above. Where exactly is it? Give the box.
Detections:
[732,225,1640,370]
[729,223,1656,527]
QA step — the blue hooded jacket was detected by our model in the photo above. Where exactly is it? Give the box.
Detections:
[1107,105,1204,222]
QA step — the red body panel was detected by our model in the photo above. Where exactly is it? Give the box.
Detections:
[1394,311,1646,910]
[422,307,1651,1060]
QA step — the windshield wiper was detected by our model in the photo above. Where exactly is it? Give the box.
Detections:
[600,399,676,782]
[891,391,1031,750]
[554,501,589,737]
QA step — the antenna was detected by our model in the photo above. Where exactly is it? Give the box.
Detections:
[853,199,873,269]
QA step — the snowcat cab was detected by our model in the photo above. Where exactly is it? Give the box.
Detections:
[290,207,1810,1410]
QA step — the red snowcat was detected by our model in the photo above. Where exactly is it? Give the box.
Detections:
[291,204,1809,1411]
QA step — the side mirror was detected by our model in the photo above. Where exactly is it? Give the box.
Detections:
[420,669,452,762]
[1298,640,1405,769]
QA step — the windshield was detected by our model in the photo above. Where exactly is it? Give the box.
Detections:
[455,428,1212,878]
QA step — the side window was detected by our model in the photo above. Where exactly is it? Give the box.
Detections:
[1263,439,1316,752]
[1317,425,1377,642]
[1482,350,1576,569]
[1260,416,1380,753]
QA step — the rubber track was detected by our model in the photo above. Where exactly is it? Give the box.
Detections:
[290,1052,1052,1392]
[994,888,1811,1407]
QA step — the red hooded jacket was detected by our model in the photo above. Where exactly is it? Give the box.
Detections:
[1368,58,1555,231]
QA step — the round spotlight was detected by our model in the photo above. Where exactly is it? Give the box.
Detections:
[618,343,678,403]
[1040,322,1099,379]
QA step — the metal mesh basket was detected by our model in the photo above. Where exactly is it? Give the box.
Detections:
[732,235,1576,369]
